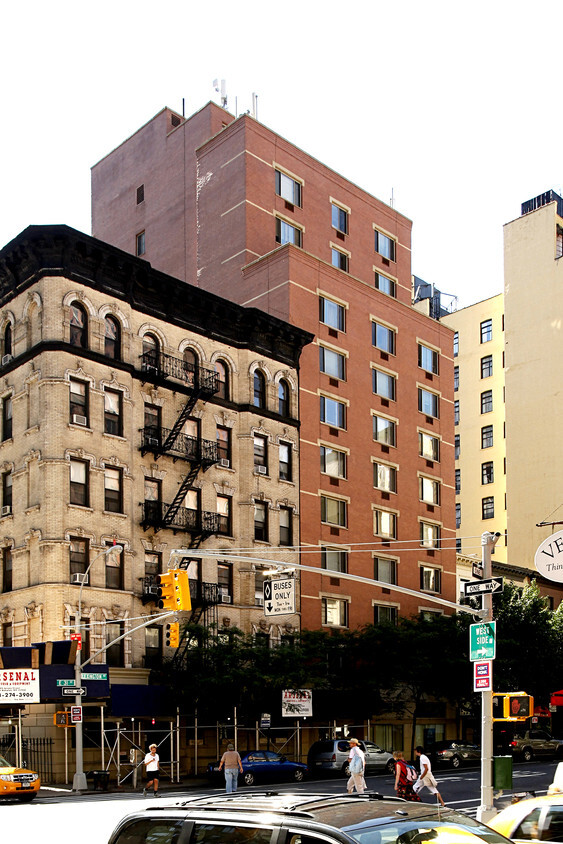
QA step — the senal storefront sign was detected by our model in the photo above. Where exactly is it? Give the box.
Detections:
[535,530,563,582]
[0,668,40,703]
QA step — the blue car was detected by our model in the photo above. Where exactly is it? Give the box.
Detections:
[207,750,308,786]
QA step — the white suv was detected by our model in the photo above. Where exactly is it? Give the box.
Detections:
[307,739,395,776]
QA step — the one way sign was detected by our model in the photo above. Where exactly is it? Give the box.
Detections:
[464,577,504,596]
[263,578,296,617]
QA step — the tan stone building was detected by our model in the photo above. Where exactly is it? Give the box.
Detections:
[0,224,311,775]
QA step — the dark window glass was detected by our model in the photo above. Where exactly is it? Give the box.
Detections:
[104,389,122,436]
[254,501,268,541]
[2,396,12,441]
[480,319,493,343]
[254,370,266,408]
[278,379,290,416]
[375,273,396,297]
[104,467,122,513]
[105,543,124,589]
[70,379,88,425]
[482,425,494,448]
[374,230,396,260]
[275,170,302,206]
[215,360,229,400]
[481,390,493,413]
[70,303,88,348]
[136,231,146,256]
[482,496,495,519]
[217,495,231,536]
[279,442,292,481]
[331,204,348,233]
[4,323,12,357]
[104,315,120,360]
[105,622,124,666]
[70,538,88,577]
[481,355,493,378]
[70,460,88,506]
[2,547,12,592]
[322,547,347,572]
[217,426,231,464]
[482,462,494,484]
[279,507,292,546]
[218,563,232,600]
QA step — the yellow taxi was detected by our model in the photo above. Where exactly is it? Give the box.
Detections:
[0,753,40,802]
[488,794,563,842]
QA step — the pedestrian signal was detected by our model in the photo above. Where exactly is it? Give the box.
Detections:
[166,622,180,648]
[504,694,533,720]
[53,711,72,727]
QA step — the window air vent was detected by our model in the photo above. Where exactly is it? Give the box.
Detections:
[256,465,267,475]
[72,414,88,427]
[71,572,88,585]
[220,594,232,604]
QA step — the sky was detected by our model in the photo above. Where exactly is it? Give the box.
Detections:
[1,0,562,310]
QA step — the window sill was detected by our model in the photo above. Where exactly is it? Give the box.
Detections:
[103,432,127,441]
[68,504,93,513]
[68,422,93,432]
[103,510,128,518]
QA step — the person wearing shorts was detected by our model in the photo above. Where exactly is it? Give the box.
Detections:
[415,746,445,807]
[143,743,160,796]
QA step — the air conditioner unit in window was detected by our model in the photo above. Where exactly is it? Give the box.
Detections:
[72,414,88,426]
[219,458,230,468]
[255,596,264,606]
[71,572,88,585]
[1,505,11,516]
[256,465,267,475]
[1,354,12,366]
[220,594,232,603]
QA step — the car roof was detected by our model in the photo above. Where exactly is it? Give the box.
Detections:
[121,791,460,825]
[489,794,563,830]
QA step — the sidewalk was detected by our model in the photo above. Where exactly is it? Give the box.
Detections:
[38,776,211,799]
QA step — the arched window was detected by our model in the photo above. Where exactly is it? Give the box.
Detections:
[183,348,198,388]
[104,315,121,360]
[215,359,229,400]
[278,379,290,416]
[3,323,12,359]
[142,333,160,371]
[253,370,266,408]
[70,302,88,348]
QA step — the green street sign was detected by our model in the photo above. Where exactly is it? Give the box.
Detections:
[470,621,496,661]
[81,673,108,681]
[56,679,76,687]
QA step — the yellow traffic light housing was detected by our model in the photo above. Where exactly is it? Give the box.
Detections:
[166,622,180,648]
[54,711,72,727]
[157,570,178,610]
[503,693,534,720]
[176,570,192,611]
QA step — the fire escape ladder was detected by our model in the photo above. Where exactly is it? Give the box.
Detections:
[162,463,201,526]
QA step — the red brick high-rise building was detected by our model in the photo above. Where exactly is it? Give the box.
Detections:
[92,102,456,630]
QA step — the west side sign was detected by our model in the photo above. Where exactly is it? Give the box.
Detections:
[0,668,40,703]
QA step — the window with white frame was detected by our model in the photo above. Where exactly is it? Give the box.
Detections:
[279,442,292,481]
[420,521,440,548]
[322,597,348,627]
[373,369,396,400]
[374,229,396,260]
[372,322,396,354]
[419,431,439,461]
[374,462,397,493]
[321,547,348,573]
[375,272,396,297]
[373,414,397,446]
[418,388,439,418]
[331,203,348,234]
[275,170,302,206]
[374,556,397,584]
[320,445,346,478]
[374,604,398,624]
[420,476,440,505]
[320,395,346,429]
[275,217,302,247]
[319,296,345,331]
[320,495,347,527]
[319,345,346,379]
[331,248,349,272]
[418,344,439,374]
[420,565,441,592]
[373,509,397,539]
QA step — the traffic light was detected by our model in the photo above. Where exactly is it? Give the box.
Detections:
[504,694,534,720]
[157,570,179,610]
[53,711,71,727]
[176,570,192,611]
[166,622,180,648]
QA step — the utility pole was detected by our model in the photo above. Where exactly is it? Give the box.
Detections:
[477,530,501,822]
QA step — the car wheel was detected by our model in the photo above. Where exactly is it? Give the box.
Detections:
[293,768,305,782]
[243,772,255,786]
[342,762,351,777]
[451,755,462,769]
[523,747,533,763]
[386,759,396,775]
[16,793,36,803]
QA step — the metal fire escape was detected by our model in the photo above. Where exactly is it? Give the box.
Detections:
[139,349,220,545]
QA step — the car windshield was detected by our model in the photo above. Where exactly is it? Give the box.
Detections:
[0,755,11,767]
[344,811,511,844]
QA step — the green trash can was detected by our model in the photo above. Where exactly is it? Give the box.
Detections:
[494,755,513,790]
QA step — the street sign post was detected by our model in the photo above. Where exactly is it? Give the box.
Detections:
[464,577,503,597]
[263,577,296,616]
[470,620,496,661]
[63,687,86,697]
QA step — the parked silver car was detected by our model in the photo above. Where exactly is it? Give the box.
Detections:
[307,738,395,776]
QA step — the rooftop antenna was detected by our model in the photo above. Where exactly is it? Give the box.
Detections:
[213,78,227,109]
[390,188,395,208]
[252,92,258,119]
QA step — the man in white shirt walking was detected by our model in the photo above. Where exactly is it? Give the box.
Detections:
[347,738,366,794]
[415,746,445,807]
[143,743,160,797]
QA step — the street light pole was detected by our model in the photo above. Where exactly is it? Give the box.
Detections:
[477,530,501,823]
[72,544,123,792]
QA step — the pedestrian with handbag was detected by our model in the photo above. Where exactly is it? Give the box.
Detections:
[347,738,366,794]
[393,750,421,802]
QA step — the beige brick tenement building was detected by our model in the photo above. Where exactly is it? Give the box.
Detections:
[0,225,311,675]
